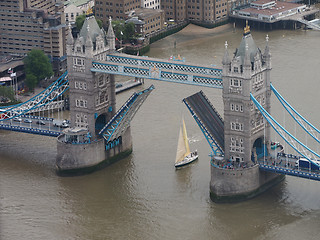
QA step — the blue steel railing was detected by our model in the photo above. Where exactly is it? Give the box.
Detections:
[0,123,61,137]
[259,163,320,181]
[99,85,154,143]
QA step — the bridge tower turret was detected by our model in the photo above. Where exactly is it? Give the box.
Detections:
[222,22,272,165]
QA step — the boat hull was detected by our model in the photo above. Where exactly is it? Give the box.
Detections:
[175,153,198,168]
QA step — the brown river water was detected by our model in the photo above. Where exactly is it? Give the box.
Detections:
[1,22,320,239]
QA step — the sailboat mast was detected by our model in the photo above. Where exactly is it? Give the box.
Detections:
[182,119,190,154]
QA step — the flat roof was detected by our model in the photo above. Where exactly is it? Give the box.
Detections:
[251,0,276,5]
[240,1,305,16]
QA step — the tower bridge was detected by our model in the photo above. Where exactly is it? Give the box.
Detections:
[0,14,319,201]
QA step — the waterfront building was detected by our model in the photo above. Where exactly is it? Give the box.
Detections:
[161,0,229,24]
[0,0,67,73]
[231,0,306,23]
[95,0,141,26]
[126,8,165,36]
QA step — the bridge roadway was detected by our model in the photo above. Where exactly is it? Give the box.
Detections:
[184,91,225,151]
[258,152,320,181]
[0,115,67,137]
[92,53,223,88]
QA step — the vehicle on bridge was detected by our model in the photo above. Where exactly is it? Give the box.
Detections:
[13,117,22,122]
[24,118,32,123]
[36,120,46,125]
[53,119,69,128]
[295,158,320,171]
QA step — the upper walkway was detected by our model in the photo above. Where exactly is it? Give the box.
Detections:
[92,53,223,88]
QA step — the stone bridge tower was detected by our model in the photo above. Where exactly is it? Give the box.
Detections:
[222,23,272,164]
[210,23,283,202]
[66,14,116,139]
[56,13,133,174]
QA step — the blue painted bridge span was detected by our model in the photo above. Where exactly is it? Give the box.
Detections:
[0,115,65,137]
[92,53,223,89]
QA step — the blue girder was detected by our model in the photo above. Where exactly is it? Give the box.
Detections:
[99,85,154,142]
[271,83,320,144]
[0,71,69,120]
[250,93,320,165]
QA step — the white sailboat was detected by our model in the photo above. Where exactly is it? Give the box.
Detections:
[175,119,198,168]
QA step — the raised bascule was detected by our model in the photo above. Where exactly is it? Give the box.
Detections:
[1,15,320,202]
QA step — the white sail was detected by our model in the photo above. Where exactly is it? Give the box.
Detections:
[175,119,191,164]
[182,119,190,155]
[175,126,187,164]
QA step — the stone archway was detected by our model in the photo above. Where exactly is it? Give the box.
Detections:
[252,137,267,162]
[95,114,107,133]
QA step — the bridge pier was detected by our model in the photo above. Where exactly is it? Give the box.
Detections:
[55,14,137,174]
[210,165,284,202]
[56,127,132,175]
[209,21,285,202]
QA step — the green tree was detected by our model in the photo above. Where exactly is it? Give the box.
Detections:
[24,49,53,90]
[112,20,136,43]
[75,14,86,31]
[124,22,135,40]
[97,19,103,29]
[25,73,37,92]
[0,85,14,102]
[112,20,125,41]
[76,14,103,31]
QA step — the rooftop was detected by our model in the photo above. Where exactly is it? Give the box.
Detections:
[131,8,163,19]
[240,1,305,17]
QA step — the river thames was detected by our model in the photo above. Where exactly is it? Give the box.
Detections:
[1,23,320,239]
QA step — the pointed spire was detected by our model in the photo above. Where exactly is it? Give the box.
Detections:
[264,34,270,57]
[66,24,74,45]
[222,41,230,65]
[107,16,115,38]
[244,43,251,67]
[85,30,93,48]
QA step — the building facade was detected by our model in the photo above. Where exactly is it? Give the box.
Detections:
[0,0,67,72]
[129,8,165,35]
[222,23,271,164]
[64,4,84,25]
[95,0,141,26]
[161,0,229,23]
